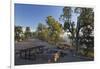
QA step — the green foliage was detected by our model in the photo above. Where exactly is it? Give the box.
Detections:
[46,16,62,33]
[36,16,63,45]
[37,23,49,41]
[37,23,47,32]
[60,7,72,21]
[46,16,63,45]
[24,27,32,39]
[15,26,23,42]
[60,7,94,57]
[75,8,94,56]
[60,7,75,46]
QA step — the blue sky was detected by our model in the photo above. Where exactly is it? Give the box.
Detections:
[15,4,79,32]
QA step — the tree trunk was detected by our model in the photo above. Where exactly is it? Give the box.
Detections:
[75,27,80,55]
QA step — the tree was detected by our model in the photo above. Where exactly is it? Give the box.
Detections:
[37,23,47,32]
[24,27,32,39]
[60,7,75,46]
[32,32,37,38]
[37,23,49,41]
[15,26,23,42]
[74,8,94,56]
[60,7,94,57]
[46,16,63,45]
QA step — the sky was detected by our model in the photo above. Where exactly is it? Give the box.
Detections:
[15,4,79,32]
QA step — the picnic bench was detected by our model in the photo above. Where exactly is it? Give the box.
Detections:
[15,45,45,60]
